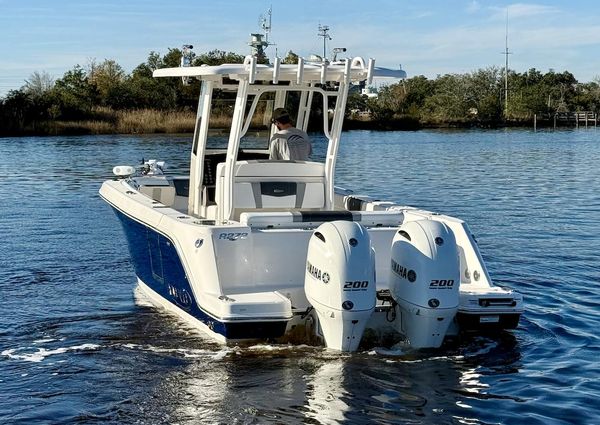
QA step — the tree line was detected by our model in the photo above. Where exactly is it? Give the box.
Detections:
[347,67,600,129]
[0,48,248,135]
[1,47,599,135]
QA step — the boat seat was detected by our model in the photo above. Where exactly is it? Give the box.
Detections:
[214,160,326,220]
[137,177,176,206]
[240,210,404,228]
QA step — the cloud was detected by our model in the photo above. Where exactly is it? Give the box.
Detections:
[490,3,560,21]
[512,24,600,48]
[466,1,481,14]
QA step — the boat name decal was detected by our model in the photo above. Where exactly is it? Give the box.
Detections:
[307,261,329,283]
[391,260,417,282]
[168,284,193,310]
[429,279,455,288]
[218,232,248,241]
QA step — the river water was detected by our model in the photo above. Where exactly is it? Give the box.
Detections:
[1,129,599,424]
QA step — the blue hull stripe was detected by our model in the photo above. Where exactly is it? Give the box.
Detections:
[110,205,287,340]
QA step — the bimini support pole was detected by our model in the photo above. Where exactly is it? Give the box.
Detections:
[219,77,249,223]
[324,58,352,210]
[272,57,281,84]
[189,80,213,217]
[320,61,328,84]
[296,57,305,84]
[244,55,257,84]
[366,58,375,85]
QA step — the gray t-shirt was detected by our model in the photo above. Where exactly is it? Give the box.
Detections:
[269,128,312,160]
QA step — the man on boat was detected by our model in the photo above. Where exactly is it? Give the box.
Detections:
[269,108,312,160]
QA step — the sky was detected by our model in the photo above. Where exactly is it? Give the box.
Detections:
[1,0,600,96]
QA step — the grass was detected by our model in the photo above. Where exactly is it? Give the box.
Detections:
[116,109,196,134]
[13,107,275,136]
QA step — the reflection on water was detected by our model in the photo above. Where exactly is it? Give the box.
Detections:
[305,360,348,424]
[1,129,600,424]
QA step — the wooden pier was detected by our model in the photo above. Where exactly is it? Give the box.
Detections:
[534,111,598,130]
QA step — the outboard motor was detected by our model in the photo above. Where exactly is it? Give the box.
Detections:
[304,221,376,352]
[389,220,460,348]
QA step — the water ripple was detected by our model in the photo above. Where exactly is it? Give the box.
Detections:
[1,130,599,424]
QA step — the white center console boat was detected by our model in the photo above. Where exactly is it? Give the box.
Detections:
[100,55,523,351]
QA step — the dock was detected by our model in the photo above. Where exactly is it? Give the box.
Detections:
[534,111,598,130]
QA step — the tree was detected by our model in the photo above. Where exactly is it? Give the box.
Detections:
[467,67,503,121]
[507,68,551,119]
[51,65,96,119]
[163,48,183,68]
[403,75,435,116]
[24,71,54,98]
[345,91,369,117]
[0,89,32,131]
[194,49,245,66]
[89,59,126,106]
[422,74,472,122]
[281,51,299,65]
[573,81,600,112]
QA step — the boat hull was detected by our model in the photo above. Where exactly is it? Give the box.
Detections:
[112,207,288,341]
[100,176,523,350]
[455,311,521,331]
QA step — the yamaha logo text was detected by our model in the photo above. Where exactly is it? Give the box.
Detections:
[307,261,329,283]
[391,260,417,282]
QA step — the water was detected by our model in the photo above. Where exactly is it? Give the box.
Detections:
[1,129,599,424]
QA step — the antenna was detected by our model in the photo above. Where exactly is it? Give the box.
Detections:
[317,24,332,61]
[259,6,272,44]
[250,6,274,61]
[501,8,512,118]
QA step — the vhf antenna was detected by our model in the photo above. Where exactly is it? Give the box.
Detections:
[317,24,332,61]
[259,6,272,44]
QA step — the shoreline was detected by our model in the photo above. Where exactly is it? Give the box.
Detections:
[0,117,564,138]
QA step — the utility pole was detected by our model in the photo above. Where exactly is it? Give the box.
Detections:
[502,8,512,118]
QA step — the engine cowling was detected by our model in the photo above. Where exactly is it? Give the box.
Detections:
[389,219,460,348]
[304,221,376,352]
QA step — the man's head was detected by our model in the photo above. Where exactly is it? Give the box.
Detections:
[271,108,292,128]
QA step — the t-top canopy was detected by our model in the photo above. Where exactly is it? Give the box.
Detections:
[153,56,406,85]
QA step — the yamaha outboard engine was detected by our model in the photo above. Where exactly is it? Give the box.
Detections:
[389,220,460,348]
[305,221,376,352]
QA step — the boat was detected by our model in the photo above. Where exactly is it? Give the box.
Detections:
[99,54,523,352]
